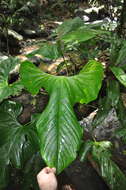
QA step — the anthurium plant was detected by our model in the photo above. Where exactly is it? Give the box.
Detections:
[20,59,104,173]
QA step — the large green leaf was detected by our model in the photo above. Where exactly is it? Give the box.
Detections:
[20,60,103,173]
[0,57,23,102]
[56,17,84,38]
[0,101,39,188]
[92,141,126,190]
[61,26,104,44]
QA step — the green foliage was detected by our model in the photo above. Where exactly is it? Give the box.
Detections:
[116,98,126,128]
[20,59,103,173]
[79,140,93,162]
[115,98,126,142]
[115,41,126,67]
[109,35,126,68]
[111,67,126,87]
[92,141,126,190]
[93,80,120,126]
[27,43,62,60]
[0,0,39,48]
[61,26,105,44]
[107,80,120,107]
[0,57,23,102]
[0,164,9,190]
[80,140,126,189]
[0,101,39,189]
[27,17,107,75]
[21,152,44,190]
[56,17,108,46]
[116,128,126,143]
[56,17,84,38]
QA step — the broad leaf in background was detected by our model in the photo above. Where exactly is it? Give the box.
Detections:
[56,17,84,38]
[0,101,39,188]
[109,34,123,65]
[61,27,105,44]
[27,18,106,61]
[92,141,126,190]
[107,80,120,107]
[0,57,23,102]
[111,67,126,87]
[115,41,126,68]
[20,60,103,173]
[93,80,120,126]
[27,43,62,60]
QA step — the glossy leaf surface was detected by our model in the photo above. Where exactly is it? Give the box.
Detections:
[0,57,23,102]
[20,60,103,173]
[111,67,126,87]
[0,101,39,187]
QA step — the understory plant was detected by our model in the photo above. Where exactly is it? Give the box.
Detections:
[20,59,103,173]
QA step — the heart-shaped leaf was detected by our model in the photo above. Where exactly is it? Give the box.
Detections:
[0,57,23,102]
[20,60,103,173]
[0,101,39,188]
